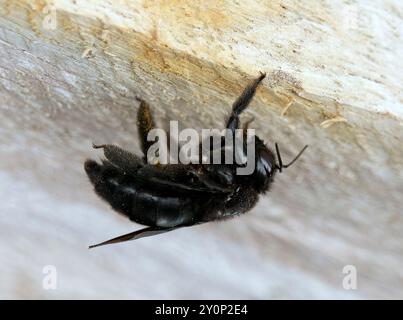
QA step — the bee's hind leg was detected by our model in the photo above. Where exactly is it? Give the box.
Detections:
[226,72,266,133]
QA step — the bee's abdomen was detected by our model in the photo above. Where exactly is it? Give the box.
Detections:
[130,190,195,227]
[85,160,196,228]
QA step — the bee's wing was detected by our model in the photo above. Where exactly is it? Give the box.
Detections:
[134,164,234,194]
[89,226,179,249]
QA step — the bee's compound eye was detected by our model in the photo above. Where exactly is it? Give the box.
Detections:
[260,148,276,174]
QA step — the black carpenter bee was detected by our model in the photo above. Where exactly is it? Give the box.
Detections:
[85,72,307,248]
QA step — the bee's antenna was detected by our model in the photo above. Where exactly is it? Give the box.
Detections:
[275,143,283,172]
[275,143,308,172]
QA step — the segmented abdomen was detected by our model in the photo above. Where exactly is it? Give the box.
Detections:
[85,160,200,228]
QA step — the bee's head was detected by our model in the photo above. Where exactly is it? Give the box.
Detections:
[252,136,308,193]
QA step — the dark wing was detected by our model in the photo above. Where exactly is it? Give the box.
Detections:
[132,164,235,194]
[89,226,180,249]
[91,143,236,194]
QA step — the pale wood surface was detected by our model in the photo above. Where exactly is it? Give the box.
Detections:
[0,0,402,298]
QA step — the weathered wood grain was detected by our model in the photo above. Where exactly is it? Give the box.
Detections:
[0,0,402,299]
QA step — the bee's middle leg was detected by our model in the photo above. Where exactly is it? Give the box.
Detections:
[136,97,156,161]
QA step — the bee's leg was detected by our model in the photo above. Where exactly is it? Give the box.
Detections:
[89,226,178,249]
[92,143,144,172]
[242,116,255,140]
[136,97,156,161]
[226,72,266,133]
